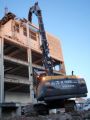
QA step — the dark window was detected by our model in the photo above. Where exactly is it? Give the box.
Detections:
[23,27,27,36]
[14,23,19,32]
[29,30,37,40]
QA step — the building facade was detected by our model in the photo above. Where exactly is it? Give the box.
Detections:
[0,12,65,117]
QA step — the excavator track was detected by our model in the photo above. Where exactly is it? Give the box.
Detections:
[22,103,49,116]
[22,104,38,116]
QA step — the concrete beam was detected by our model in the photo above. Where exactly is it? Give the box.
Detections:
[5,66,22,73]
[5,84,23,91]
[32,64,64,75]
[0,37,4,103]
[4,45,14,53]
[4,55,28,66]
[8,49,19,56]
[4,74,30,85]
[33,59,42,64]
[32,64,45,70]
[5,77,30,85]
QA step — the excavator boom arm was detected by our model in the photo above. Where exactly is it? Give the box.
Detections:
[28,2,53,75]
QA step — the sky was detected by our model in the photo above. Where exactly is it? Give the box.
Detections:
[0,0,90,97]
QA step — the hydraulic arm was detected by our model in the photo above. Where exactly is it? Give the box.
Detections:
[28,2,53,75]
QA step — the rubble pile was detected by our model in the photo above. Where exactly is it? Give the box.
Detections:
[1,110,90,120]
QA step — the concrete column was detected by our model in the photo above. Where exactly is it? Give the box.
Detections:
[16,106,21,116]
[27,22,35,103]
[0,107,2,118]
[28,48,35,103]
[0,37,4,103]
[0,37,4,118]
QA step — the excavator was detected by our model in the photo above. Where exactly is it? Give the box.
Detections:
[23,2,88,115]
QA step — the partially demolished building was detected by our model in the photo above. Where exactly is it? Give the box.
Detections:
[0,12,65,117]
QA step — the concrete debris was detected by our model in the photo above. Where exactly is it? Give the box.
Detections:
[1,110,90,120]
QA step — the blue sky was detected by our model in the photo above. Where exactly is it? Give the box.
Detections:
[0,0,90,97]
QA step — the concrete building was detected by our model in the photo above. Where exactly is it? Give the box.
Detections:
[0,12,65,117]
